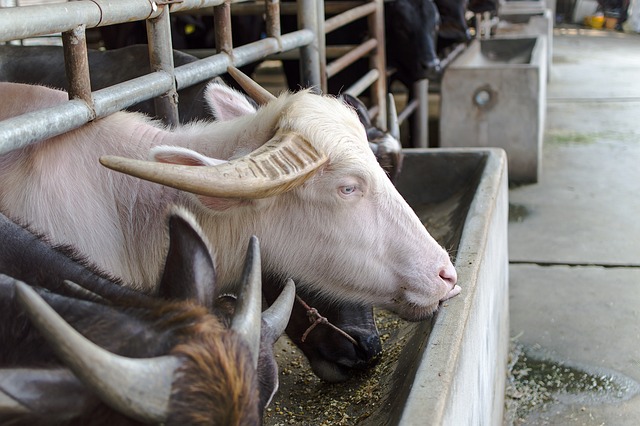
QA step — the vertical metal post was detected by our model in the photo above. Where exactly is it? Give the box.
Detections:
[146,2,179,127]
[368,0,386,129]
[298,0,321,92]
[265,0,281,43]
[62,24,94,115]
[214,1,233,57]
[412,78,429,148]
[316,0,326,92]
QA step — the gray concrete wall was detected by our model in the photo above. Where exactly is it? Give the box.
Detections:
[398,148,510,425]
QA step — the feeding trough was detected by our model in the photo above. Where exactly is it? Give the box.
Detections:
[495,6,553,73]
[439,37,547,183]
[264,148,509,425]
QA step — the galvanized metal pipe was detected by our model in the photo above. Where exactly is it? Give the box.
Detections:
[174,29,313,89]
[326,37,376,78]
[0,0,318,154]
[316,0,327,91]
[224,1,367,15]
[343,68,378,97]
[61,25,93,109]
[0,0,268,43]
[214,1,233,56]
[0,100,93,156]
[265,0,281,42]
[439,42,467,70]
[146,4,179,126]
[297,0,321,91]
[411,78,429,148]
[0,71,173,155]
[0,0,161,42]
[0,27,314,155]
[397,98,417,126]
[324,2,375,34]
[368,0,386,129]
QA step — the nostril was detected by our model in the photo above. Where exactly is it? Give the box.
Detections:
[439,264,458,286]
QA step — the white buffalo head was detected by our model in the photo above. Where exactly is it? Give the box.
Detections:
[100,68,459,321]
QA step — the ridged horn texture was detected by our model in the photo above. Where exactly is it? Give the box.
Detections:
[12,279,181,424]
[261,278,296,342]
[99,131,328,200]
[231,236,263,368]
[227,65,276,105]
[387,93,400,141]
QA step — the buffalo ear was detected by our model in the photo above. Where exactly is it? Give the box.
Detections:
[157,207,217,310]
[0,368,88,418]
[204,82,257,121]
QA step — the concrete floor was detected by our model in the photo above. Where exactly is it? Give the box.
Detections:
[506,27,640,424]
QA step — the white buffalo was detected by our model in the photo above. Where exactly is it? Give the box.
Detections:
[0,72,459,321]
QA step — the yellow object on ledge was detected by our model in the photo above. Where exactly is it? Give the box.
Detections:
[584,14,605,29]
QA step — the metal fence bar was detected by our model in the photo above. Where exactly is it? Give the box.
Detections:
[297,0,321,91]
[324,2,375,34]
[61,24,93,108]
[411,79,429,148]
[0,1,158,41]
[0,101,92,156]
[265,0,281,41]
[325,37,376,78]
[0,28,314,155]
[368,0,385,129]
[174,29,313,88]
[146,3,179,126]
[0,0,320,154]
[343,68,378,97]
[214,1,233,56]
[0,0,273,42]
[0,72,174,155]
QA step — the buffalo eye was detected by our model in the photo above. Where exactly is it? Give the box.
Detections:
[340,185,357,196]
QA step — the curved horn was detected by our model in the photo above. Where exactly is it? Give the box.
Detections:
[231,236,263,368]
[100,131,327,200]
[227,66,276,105]
[13,279,180,424]
[261,278,295,343]
[387,93,400,141]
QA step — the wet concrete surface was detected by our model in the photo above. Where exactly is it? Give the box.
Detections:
[506,27,640,424]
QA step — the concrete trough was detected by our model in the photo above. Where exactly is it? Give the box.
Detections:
[495,7,553,74]
[264,148,509,425]
[439,37,547,183]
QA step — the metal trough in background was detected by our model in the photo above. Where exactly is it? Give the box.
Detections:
[264,148,509,425]
[440,37,547,183]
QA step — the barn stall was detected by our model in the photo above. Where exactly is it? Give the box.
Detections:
[0,0,508,424]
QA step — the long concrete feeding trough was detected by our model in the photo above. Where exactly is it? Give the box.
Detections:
[439,37,547,183]
[496,3,553,75]
[263,148,509,425]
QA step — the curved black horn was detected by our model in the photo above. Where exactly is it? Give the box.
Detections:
[231,236,263,368]
[387,93,400,141]
[261,278,296,343]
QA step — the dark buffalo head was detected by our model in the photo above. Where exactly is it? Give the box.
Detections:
[0,208,295,424]
[385,0,442,85]
[263,279,383,383]
[434,0,472,52]
[341,93,403,183]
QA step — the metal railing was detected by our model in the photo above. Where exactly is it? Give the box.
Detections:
[0,0,321,155]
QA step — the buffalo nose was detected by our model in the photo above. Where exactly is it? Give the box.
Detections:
[440,264,458,286]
